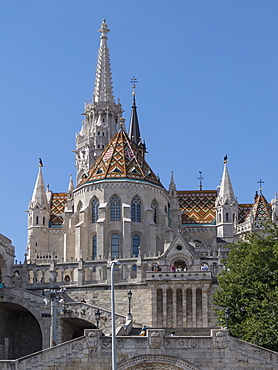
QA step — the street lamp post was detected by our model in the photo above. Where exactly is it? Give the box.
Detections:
[50,292,57,346]
[127,290,132,316]
[95,308,101,329]
[44,288,66,347]
[110,260,120,370]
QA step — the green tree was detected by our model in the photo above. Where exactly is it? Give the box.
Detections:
[214,224,278,351]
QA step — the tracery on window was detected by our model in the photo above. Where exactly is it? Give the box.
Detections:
[92,197,99,223]
[110,195,121,221]
[132,234,140,257]
[111,233,119,259]
[151,200,158,224]
[131,196,141,222]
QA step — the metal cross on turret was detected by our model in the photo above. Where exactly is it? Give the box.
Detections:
[198,171,204,191]
[257,179,264,194]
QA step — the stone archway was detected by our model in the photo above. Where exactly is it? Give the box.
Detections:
[0,301,42,359]
[118,355,200,370]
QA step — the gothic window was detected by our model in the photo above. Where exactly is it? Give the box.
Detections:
[111,233,119,259]
[92,235,97,260]
[131,196,141,222]
[36,216,39,225]
[43,217,45,226]
[225,212,229,222]
[132,234,140,257]
[151,200,158,224]
[92,198,99,223]
[110,195,121,221]
[219,212,221,223]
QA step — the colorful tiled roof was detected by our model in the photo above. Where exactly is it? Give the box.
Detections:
[177,190,217,224]
[238,204,252,223]
[251,193,272,222]
[50,192,67,226]
[79,130,163,188]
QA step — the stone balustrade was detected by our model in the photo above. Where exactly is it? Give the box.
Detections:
[145,270,212,281]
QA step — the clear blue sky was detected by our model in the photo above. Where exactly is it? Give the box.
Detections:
[1,1,278,260]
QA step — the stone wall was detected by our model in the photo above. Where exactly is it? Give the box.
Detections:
[0,329,278,369]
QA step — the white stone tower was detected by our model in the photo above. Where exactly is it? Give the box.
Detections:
[215,156,237,242]
[75,19,123,184]
[27,162,50,262]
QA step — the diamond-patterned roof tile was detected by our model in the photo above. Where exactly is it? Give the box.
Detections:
[79,130,163,188]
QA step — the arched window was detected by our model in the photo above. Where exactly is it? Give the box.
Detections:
[132,235,140,257]
[131,196,141,222]
[225,212,229,222]
[151,200,158,224]
[92,235,97,260]
[92,198,99,223]
[110,195,121,221]
[219,212,221,223]
[111,234,119,259]
[36,216,39,225]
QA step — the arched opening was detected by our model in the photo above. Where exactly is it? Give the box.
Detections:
[61,317,97,342]
[0,301,42,359]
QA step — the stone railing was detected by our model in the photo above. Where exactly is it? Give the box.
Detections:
[145,270,212,281]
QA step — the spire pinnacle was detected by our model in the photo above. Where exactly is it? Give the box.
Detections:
[94,19,114,103]
[217,160,235,205]
[128,76,142,146]
[98,19,110,40]
[31,166,48,207]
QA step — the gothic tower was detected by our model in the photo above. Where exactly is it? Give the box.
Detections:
[75,19,123,184]
[215,157,237,242]
[27,164,50,261]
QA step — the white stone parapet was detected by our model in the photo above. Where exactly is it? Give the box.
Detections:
[145,270,212,281]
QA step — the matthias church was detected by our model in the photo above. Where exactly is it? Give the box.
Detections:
[0,20,277,369]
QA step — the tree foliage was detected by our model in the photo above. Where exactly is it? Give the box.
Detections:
[213,223,278,351]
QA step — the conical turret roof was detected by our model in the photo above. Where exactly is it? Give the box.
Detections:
[217,162,235,205]
[30,166,48,207]
[79,130,163,188]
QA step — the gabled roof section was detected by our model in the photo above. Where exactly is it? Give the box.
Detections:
[178,190,217,224]
[79,130,163,188]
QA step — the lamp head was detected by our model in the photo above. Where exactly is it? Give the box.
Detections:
[110,260,120,266]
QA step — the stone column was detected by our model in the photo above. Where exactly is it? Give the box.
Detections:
[182,288,187,327]
[162,286,167,327]
[192,286,197,327]
[202,288,209,327]
[172,287,177,327]
[150,285,157,327]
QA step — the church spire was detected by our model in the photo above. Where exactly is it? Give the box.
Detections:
[30,162,48,207]
[75,20,123,185]
[216,156,237,242]
[128,77,141,145]
[217,156,235,206]
[93,19,114,103]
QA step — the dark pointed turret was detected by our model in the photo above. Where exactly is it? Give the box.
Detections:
[128,77,146,158]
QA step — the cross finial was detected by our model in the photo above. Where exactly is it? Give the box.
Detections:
[98,19,110,39]
[257,179,264,194]
[131,76,137,96]
[198,171,204,191]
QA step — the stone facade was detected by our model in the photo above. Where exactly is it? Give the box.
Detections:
[1,329,278,369]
